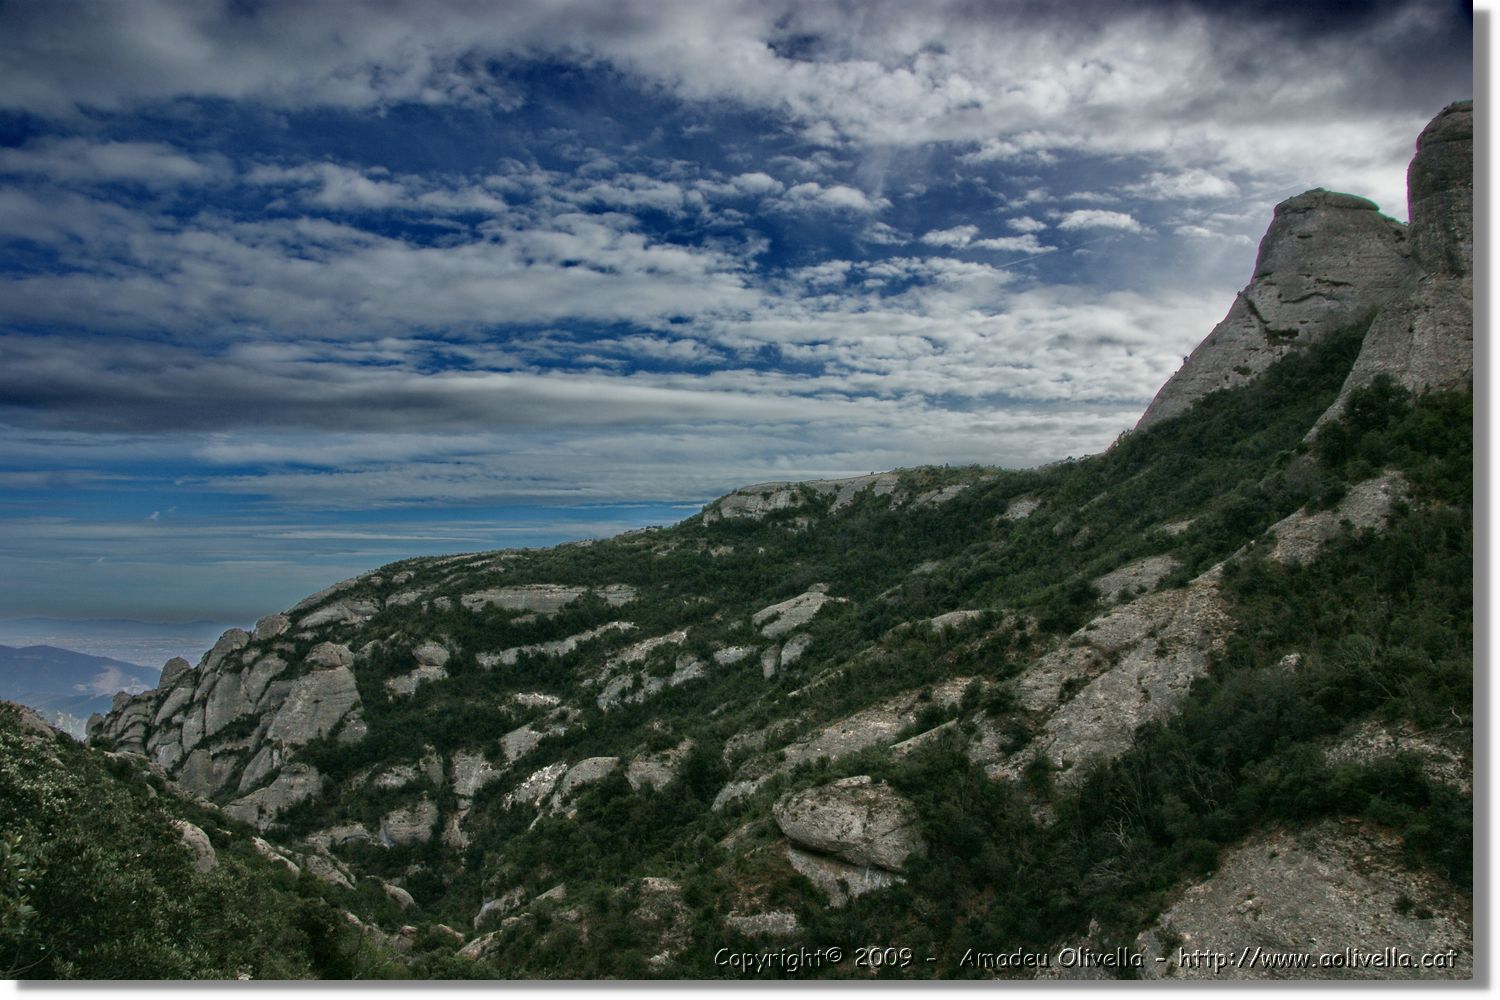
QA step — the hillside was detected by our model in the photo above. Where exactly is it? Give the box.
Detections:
[13,102,1472,981]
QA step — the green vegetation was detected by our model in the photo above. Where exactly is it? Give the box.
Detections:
[29,320,1472,979]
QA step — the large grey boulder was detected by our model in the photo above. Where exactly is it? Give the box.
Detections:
[253,614,290,642]
[159,656,194,688]
[172,819,217,873]
[198,629,250,674]
[773,775,925,873]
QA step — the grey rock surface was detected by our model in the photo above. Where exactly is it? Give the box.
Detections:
[724,910,801,938]
[752,588,839,638]
[1136,821,1471,980]
[266,663,361,747]
[1138,190,1413,430]
[1319,102,1472,425]
[773,775,925,872]
[224,764,323,830]
[172,819,217,873]
[379,797,439,846]
[784,844,902,908]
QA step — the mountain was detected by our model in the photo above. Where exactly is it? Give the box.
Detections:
[10,103,1471,981]
[0,617,240,670]
[0,644,159,738]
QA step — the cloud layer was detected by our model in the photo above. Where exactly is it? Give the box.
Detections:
[0,0,1472,620]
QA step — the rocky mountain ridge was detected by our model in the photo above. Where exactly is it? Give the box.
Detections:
[73,102,1474,979]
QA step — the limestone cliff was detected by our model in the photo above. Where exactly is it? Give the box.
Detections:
[1138,101,1471,431]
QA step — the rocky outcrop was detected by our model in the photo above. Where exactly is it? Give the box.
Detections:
[702,473,903,523]
[1138,190,1413,430]
[459,584,635,615]
[625,739,694,791]
[545,756,620,816]
[773,776,925,873]
[1255,473,1407,566]
[724,910,801,938]
[480,621,635,668]
[1319,101,1473,425]
[172,819,217,873]
[1091,555,1177,603]
[380,797,439,846]
[714,677,972,809]
[265,660,361,747]
[752,586,840,638]
[1135,821,1471,980]
[223,764,323,830]
[990,569,1231,784]
[1140,102,1471,434]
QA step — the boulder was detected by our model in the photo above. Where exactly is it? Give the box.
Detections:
[159,656,194,688]
[784,844,902,907]
[773,775,925,873]
[253,614,290,642]
[172,819,217,874]
[381,881,417,910]
[199,629,250,673]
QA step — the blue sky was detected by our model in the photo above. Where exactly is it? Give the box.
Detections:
[0,0,1474,627]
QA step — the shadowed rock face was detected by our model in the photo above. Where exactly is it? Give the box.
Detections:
[1318,101,1472,424]
[1407,101,1473,280]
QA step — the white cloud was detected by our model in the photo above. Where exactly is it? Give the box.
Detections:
[776,181,888,214]
[730,171,784,196]
[0,137,222,186]
[919,224,979,247]
[1130,169,1240,201]
[970,234,1050,254]
[1056,209,1145,233]
[1006,215,1047,233]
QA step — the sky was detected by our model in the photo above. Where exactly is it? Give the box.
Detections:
[0,0,1475,630]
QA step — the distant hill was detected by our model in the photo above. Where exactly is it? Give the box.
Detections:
[0,617,237,670]
[0,644,160,737]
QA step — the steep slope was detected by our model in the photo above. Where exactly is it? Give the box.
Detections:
[73,103,1473,980]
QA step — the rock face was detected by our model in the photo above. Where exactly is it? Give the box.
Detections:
[1137,189,1413,429]
[992,569,1231,785]
[1135,821,1472,980]
[1319,101,1473,424]
[773,776,924,873]
[1141,102,1471,434]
